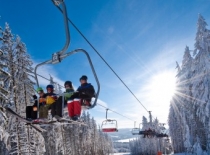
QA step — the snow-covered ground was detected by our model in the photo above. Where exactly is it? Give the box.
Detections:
[113,152,185,155]
[116,138,137,143]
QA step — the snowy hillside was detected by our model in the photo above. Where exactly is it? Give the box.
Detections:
[107,128,138,141]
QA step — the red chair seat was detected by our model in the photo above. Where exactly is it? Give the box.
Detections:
[102,128,117,132]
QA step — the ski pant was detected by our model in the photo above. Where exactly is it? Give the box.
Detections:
[26,106,37,119]
[51,96,67,117]
[39,104,51,119]
[67,99,81,117]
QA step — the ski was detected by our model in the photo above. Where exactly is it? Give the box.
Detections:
[32,119,57,124]
[54,115,88,126]
[5,107,46,133]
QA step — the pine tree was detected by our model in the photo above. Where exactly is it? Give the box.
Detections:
[0,23,45,154]
[168,14,210,153]
[0,23,114,155]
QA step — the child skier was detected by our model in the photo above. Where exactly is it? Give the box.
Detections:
[51,81,74,118]
[34,85,57,122]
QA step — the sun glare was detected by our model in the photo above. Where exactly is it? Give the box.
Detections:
[147,71,176,104]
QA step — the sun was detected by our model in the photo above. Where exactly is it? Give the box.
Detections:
[146,71,176,104]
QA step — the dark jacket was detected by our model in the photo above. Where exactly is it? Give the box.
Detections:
[70,83,95,101]
[45,92,57,99]
[39,94,47,106]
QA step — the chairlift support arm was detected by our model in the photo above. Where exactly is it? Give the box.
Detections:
[105,108,109,120]
[52,0,70,57]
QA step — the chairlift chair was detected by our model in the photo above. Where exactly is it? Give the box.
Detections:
[156,133,168,138]
[131,121,140,135]
[155,123,168,138]
[139,123,146,135]
[33,0,100,119]
[139,123,156,138]
[101,119,118,132]
[101,109,118,132]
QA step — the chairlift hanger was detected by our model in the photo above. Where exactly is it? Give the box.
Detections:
[34,0,100,119]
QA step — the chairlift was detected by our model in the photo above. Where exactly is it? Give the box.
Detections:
[138,123,156,138]
[33,0,100,118]
[155,123,168,138]
[101,109,118,132]
[131,121,140,135]
[139,123,145,135]
[156,133,168,138]
[139,123,146,135]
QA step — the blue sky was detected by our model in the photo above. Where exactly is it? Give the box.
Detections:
[1,0,210,129]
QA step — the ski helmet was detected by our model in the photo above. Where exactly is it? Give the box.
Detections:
[46,84,54,89]
[79,75,88,81]
[36,87,43,92]
[64,81,72,87]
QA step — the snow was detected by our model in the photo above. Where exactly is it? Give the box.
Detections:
[114,152,185,155]
[116,138,137,143]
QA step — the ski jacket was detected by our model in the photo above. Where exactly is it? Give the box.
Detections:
[70,83,95,101]
[63,89,74,101]
[45,93,58,105]
[77,83,95,98]
[39,94,47,106]
[32,95,38,107]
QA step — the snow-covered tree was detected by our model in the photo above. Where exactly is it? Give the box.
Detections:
[0,23,44,154]
[130,115,172,155]
[168,14,210,153]
[0,22,114,155]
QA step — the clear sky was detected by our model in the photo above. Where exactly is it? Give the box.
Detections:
[1,0,210,129]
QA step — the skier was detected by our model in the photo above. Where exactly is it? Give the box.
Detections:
[26,94,38,121]
[37,87,47,119]
[51,81,75,118]
[67,75,95,121]
[38,85,57,121]
[26,87,47,121]
[143,128,153,138]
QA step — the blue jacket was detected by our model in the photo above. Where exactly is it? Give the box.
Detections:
[71,83,95,101]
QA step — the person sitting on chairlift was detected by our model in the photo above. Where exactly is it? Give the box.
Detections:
[143,128,153,138]
[37,85,57,121]
[26,95,38,121]
[26,87,48,121]
[51,81,74,118]
[67,75,95,121]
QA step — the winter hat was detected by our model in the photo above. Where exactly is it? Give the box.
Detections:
[80,75,88,81]
[36,87,43,93]
[46,84,54,89]
[64,81,72,87]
